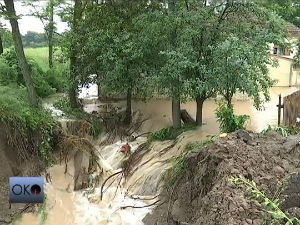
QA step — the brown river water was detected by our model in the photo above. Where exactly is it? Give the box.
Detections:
[15,86,299,225]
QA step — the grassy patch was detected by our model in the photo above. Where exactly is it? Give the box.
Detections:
[151,124,197,141]
[25,47,49,71]
[261,125,300,137]
[0,85,57,163]
[54,97,103,137]
[163,137,215,190]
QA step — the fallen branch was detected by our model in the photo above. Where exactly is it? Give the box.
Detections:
[100,170,123,200]
[120,200,161,210]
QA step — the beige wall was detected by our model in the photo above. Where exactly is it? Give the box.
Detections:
[268,55,299,87]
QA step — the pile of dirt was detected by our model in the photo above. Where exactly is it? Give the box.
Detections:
[143,130,300,225]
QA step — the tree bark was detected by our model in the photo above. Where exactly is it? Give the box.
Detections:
[4,0,38,107]
[69,0,83,108]
[0,32,3,55]
[124,88,132,125]
[172,97,181,128]
[48,0,54,68]
[196,96,205,125]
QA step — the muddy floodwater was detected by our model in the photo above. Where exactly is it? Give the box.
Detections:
[15,86,299,225]
[83,86,299,133]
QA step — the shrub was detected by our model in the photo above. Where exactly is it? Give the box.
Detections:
[216,101,249,133]
[0,58,18,85]
[45,66,68,93]
[151,127,178,140]
[1,48,57,97]
[151,124,197,141]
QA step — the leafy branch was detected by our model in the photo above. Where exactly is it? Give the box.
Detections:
[230,176,300,225]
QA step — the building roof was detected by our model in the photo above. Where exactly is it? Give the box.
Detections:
[287,22,300,36]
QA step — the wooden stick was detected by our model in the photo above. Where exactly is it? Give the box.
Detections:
[100,170,123,200]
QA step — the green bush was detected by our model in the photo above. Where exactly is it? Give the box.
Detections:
[1,48,58,97]
[0,58,18,85]
[216,101,249,133]
[151,127,178,140]
[151,124,197,141]
[45,66,68,93]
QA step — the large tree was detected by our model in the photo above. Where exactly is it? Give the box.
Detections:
[68,0,84,108]
[75,0,153,124]
[3,0,38,107]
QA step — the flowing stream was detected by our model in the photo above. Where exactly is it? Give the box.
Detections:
[15,85,299,225]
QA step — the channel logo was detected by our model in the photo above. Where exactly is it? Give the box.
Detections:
[9,177,44,203]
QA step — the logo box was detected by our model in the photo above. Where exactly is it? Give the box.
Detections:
[9,177,44,203]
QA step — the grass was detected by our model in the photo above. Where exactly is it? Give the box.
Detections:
[261,125,300,137]
[151,124,197,141]
[25,47,49,71]
[0,85,57,162]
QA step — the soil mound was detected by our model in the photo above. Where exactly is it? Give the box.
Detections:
[143,130,300,225]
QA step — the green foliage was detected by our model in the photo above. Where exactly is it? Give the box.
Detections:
[1,29,13,49]
[164,137,214,190]
[211,36,278,109]
[151,127,178,141]
[45,66,68,92]
[1,47,67,96]
[0,58,18,85]
[151,124,197,141]
[230,176,300,225]
[256,0,300,27]
[261,125,300,137]
[53,97,103,137]
[0,85,57,162]
[25,47,50,71]
[216,101,250,133]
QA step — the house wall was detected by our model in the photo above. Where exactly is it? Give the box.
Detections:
[268,55,300,87]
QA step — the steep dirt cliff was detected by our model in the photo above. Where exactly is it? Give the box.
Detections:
[143,130,300,225]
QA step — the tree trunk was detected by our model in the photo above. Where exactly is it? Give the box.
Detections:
[69,0,83,108]
[172,97,181,128]
[124,88,132,125]
[4,0,38,107]
[48,0,54,68]
[0,32,3,55]
[196,96,205,125]
[69,83,78,108]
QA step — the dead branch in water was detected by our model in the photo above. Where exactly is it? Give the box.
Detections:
[113,173,123,200]
[100,170,123,200]
[120,200,161,210]
[125,193,159,201]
